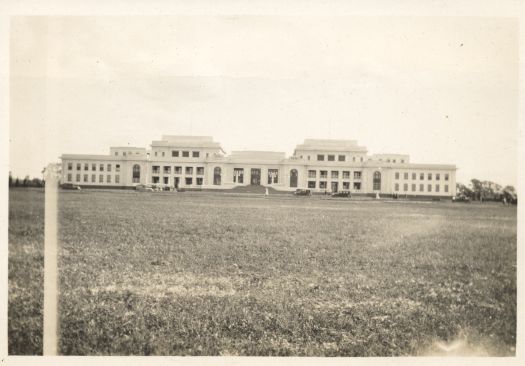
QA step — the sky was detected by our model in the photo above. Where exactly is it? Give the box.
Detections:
[8,15,518,186]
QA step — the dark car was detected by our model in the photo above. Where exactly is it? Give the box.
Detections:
[452,195,470,203]
[60,183,81,190]
[294,189,312,196]
[331,191,351,198]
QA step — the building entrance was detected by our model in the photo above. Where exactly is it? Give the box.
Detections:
[174,177,180,189]
[331,181,338,193]
[250,168,261,185]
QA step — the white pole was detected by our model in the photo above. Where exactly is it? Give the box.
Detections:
[43,164,59,355]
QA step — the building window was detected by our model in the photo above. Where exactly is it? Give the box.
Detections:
[107,175,111,183]
[163,176,169,185]
[420,173,424,180]
[373,171,381,190]
[154,151,157,157]
[395,183,399,191]
[338,155,345,162]
[403,183,408,192]
[308,181,316,189]
[412,173,416,180]
[268,169,278,184]
[308,170,316,179]
[290,169,298,188]
[436,173,440,181]
[234,168,244,183]
[91,174,96,183]
[428,184,432,192]
[68,163,73,170]
[317,154,325,161]
[185,177,193,185]
[354,171,362,179]
[320,170,328,179]
[124,152,127,156]
[197,167,204,175]
[92,163,96,171]
[152,176,159,184]
[192,151,200,158]
[115,152,118,156]
[185,167,193,175]
[445,185,449,193]
[84,163,88,171]
[436,185,440,192]
[307,156,310,160]
[353,157,356,162]
[182,151,190,157]
[76,174,80,182]
[353,182,361,190]
[412,184,416,192]
[107,164,111,172]
[115,175,120,184]
[172,150,179,157]
[116,164,120,172]
[162,151,165,157]
[445,173,449,181]
[342,182,350,190]
[327,155,335,161]
[152,166,160,174]
[174,166,182,174]
[342,171,350,179]
[393,159,397,163]
[100,164,104,172]
[319,181,327,189]
[213,167,221,185]
[76,163,81,170]
[428,173,432,180]
[395,172,399,180]
[132,164,140,183]
[331,171,339,179]
[420,184,424,192]
[163,166,171,174]
[401,159,405,163]
[67,173,72,182]
[99,174,104,183]
[404,172,408,180]
[196,177,203,185]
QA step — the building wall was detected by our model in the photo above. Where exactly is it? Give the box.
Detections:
[60,137,457,197]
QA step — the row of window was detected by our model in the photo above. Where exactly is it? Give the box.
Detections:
[67,173,120,184]
[394,183,449,193]
[154,150,201,158]
[151,176,204,186]
[307,181,362,190]
[152,166,205,175]
[395,172,450,181]
[308,170,362,179]
[114,151,141,156]
[68,163,121,172]
[315,154,365,163]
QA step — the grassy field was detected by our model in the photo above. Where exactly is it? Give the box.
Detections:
[8,188,517,356]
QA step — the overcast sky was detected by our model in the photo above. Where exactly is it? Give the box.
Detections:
[9,16,518,186]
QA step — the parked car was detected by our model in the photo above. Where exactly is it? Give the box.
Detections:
[294,189,312,196]
[135,184,154,192]
[331,191,351,198]
[452,195,471,202]
[60,183,81,190]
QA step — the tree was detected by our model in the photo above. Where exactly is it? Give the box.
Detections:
[14,178,20,187]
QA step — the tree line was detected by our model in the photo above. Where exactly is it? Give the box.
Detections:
[456,179,517,203]
[8,172,45,188]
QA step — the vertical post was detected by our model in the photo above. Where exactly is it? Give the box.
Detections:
[43,164,59,355]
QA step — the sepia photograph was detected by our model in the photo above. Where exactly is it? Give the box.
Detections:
[2,0,522,362]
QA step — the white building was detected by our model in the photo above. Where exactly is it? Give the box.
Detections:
[60,135,457,197]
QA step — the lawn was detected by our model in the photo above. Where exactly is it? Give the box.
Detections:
[8,188,517,356]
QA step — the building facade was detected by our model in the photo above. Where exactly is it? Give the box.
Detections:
[60,135,457,197]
